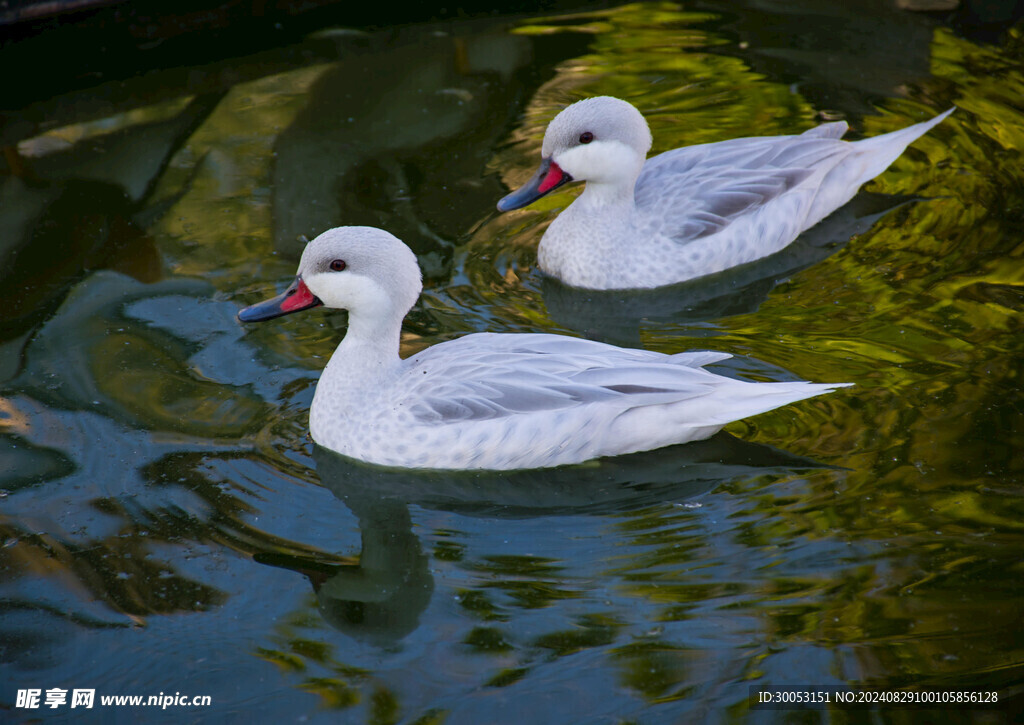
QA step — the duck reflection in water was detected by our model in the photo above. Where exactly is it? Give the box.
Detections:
[540,191,914,346]
[270,24,547,271]
[254,435,829,645]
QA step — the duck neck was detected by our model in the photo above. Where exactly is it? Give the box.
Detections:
[321,311,403,392]
[576,176,638,213]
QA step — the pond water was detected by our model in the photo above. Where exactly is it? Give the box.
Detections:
[2,1,1023,722]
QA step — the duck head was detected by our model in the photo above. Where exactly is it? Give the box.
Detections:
[497,96,653,211]
[238,227,423,331]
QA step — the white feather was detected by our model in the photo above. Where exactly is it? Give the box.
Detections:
[508,97,953,290]
[246,227,851,470]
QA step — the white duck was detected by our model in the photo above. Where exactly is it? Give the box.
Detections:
[239,226,849,470]
[497,96,953,290]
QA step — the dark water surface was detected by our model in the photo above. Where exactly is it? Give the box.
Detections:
[2,2,1023,722]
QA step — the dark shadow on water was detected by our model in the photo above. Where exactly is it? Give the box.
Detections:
[0,93,223,346]
[255,435,831,646]
[693,0,938,116]
[270,22,594,277]
[312,433,826,517]
[540,192,913,346]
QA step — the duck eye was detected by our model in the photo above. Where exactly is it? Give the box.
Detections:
[329,259,347,272]
[579,132,594,144]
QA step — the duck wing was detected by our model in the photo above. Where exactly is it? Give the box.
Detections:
[399,333,732,424]
[634,124,853,244]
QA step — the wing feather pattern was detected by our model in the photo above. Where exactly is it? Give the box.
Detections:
[400,333,731,424]
[635,126,855,245]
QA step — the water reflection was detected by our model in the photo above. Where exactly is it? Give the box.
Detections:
[0,1,1022,721]
[540,192,913,345]
[698,0,938,116]
[6,272,268,437]
[252,437,828,648]
[255,498,433,648]
[0,94,221,346]
[271,25,537,267]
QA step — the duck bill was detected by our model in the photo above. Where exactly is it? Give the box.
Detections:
[238,277,323,322]
[496,157,573,211]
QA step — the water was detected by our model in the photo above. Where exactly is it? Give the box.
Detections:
[2,2,1023,722]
